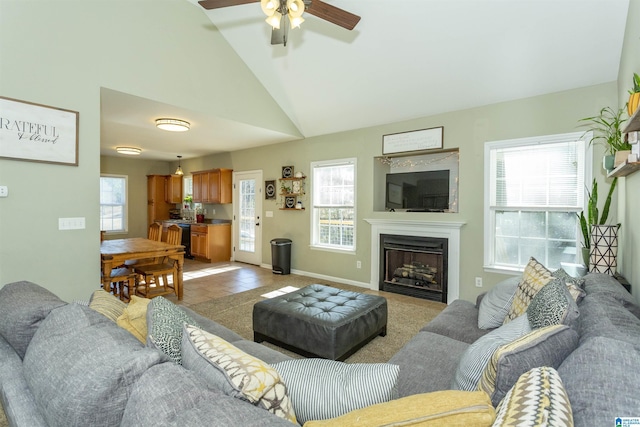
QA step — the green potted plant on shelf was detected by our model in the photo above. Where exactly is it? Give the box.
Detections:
[579,106,631,172]
[577,177,617,266]
[628,72,640,117]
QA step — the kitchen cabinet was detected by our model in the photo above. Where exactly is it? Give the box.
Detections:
[190,223,231,262]
[192,168,233,204]
[166,175,183,204]
[147,175,174,226]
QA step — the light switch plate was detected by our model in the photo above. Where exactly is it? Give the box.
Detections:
[0,186,8,197]
[265,211,273,218]
[59,217,86,230]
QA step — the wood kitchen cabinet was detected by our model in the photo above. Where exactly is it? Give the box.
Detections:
[147,175,174,226]
[166,175,183,204]
[190,223,231,262]
[192,168,233,204]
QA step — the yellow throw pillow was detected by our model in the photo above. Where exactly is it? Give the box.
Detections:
[116,295,151,343]
[504,257,552,324]
[302,390,495,427]
[88,289,126,322]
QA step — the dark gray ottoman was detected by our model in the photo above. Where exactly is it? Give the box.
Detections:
[253,284,387,361]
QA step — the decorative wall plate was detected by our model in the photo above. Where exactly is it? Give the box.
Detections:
[285,196,296,209]
[265,180,276,199]
[282,166,294,178]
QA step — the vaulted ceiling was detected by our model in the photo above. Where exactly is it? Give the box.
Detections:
[100,0,630,160]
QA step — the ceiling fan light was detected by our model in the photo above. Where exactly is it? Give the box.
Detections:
[289,15,304,29]
[155,118,190,132]
[287,0,304,18]
[266,11,282,29]
[260,0,280,16]
[116,146,141,155]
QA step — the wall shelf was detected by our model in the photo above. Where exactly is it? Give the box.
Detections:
[623,107,640,133]
[608,160,640,177]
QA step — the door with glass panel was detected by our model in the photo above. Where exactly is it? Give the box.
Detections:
[232,171,263,265]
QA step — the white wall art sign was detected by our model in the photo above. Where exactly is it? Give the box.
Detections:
[383,126,443,155]
[0,96,79,166]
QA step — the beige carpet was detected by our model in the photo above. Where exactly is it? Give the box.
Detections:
[189,279,445,363]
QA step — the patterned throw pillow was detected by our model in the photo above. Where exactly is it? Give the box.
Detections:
[478,324,579,406]
[526,279,579,329]
[146,296,200,364]
[452,315,531,391]
[89,289,126,322]
[272,358,399,425]
[504,257,552,324]
[181,324,297,424]
[492,366,573,427]
[552,268,586,303]
[117,295,151,343]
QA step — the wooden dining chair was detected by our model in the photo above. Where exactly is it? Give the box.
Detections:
[134,224,182,298]
[103,267,137,302]
[125,222,164,268]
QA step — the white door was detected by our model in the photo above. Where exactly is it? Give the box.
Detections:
[233,170,263,265]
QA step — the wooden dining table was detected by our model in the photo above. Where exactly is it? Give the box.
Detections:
[100,238,185,300]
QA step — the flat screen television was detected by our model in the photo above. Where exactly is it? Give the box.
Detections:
[385,170,450,212]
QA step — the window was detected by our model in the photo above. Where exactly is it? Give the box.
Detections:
[484,132,591,272]
[183,175,193,204]
[311,158,356,252]
[100,174,128,233]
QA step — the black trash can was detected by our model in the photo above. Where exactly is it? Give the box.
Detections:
[271,238,292,275]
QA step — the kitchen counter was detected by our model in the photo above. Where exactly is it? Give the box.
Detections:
[164,219,231,225]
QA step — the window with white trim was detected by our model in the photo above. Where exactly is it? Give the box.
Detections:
[311,158,356,252]
[100,174,128,233]
[484,132,591,272]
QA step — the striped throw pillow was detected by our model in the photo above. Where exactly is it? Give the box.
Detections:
[272,358,399,425]
[88,289,126,322]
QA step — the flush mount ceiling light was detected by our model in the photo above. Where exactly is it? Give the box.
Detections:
[116,146,142,155]
[155,118,190,132]
[175,155,184,176]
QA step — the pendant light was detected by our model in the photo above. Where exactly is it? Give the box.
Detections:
[175,155,184,176]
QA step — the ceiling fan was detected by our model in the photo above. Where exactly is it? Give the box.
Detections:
[198,0,361,46]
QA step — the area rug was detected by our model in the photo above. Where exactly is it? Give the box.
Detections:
[189,280,446,363]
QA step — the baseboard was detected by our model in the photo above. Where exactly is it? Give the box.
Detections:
[259,264,372,290]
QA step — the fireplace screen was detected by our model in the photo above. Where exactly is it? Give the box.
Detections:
[380,235,448,302]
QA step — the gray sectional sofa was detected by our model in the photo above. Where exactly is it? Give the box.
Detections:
[1,271,639,426]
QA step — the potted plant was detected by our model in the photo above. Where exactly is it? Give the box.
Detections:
[577,177,617,267]
[579,106,631,172]
[628,72,640,117]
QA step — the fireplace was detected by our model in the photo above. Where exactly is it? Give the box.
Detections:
[381,234,448,302]
[365,219,464,304]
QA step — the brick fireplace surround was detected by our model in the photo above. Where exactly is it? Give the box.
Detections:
[365,219,465,304]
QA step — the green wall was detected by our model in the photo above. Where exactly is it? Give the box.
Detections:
[105,82,620,302]
[617,0,640,303]
[0,0,296,302]
[2,0,637,304]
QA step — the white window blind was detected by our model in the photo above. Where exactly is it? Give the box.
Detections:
[100,174,128,233]
[311,158,356,252]
[484,132,590,271]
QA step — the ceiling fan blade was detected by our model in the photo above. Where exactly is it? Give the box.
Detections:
[305,0,360,30]
[198,0,258,10]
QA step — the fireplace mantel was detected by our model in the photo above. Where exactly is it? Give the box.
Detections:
[365,219,465,304]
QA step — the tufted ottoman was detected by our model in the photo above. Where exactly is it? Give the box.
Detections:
[253,284,387,361]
